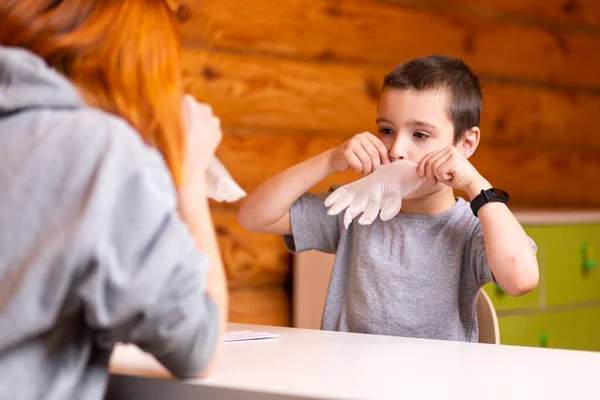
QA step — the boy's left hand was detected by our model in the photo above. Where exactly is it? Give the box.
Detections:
[417,146,488,197]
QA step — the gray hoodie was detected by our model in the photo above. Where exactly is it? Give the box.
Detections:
[0,46,219,399]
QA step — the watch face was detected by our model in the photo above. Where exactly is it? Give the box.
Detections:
[491,188,510,201]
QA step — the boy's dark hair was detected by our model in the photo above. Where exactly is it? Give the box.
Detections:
[383,54,482,143]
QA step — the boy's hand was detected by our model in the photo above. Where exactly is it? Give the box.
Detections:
[417,146,490,197]
[330,132,390,176]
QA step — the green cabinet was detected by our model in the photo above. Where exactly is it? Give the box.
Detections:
[499,307,600,352]
[483,215,600,352]
[545,224,600,305]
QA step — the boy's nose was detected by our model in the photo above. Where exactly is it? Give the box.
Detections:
[389,142,406,161]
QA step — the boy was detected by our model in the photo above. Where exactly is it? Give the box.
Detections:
[237,55,539,342]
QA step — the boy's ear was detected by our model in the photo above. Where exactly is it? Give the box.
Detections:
[456,127,480,159]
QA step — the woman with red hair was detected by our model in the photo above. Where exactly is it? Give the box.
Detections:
[0,1,228,398]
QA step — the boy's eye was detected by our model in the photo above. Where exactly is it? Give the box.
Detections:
[413,131,429,139]
[379,127,394,135]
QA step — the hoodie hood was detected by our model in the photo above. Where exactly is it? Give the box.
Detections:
[0,46,83,117]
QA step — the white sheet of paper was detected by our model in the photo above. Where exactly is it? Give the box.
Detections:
[222,330,280,342]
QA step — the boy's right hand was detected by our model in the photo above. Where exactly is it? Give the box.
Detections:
[330,132,390,175]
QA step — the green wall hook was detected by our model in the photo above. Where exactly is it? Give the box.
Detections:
[539,332,551,348]
[582,243,597,272]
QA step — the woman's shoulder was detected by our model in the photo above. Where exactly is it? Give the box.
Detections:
[47,107,151,159]
[9,105,176,197]
[59,107,168,173]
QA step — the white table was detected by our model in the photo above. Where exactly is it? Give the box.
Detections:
[107,323,600,400]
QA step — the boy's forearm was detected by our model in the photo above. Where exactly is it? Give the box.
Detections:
[466,178,539,297]
[237,149,337,232]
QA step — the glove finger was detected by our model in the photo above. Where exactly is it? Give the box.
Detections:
[343,196,369,228]
[327,192,355,216]
[358,199,380,225]
[324,187,346,207]
[380,195,402,221]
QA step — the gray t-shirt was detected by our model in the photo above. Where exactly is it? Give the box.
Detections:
[285,189,520,343]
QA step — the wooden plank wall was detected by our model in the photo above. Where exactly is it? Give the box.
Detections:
[172,0,600,326]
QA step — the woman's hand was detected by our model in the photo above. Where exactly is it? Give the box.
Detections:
[181,94,222,189]
[178,95,223,226]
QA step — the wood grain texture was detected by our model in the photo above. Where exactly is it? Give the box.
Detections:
[174,0,600,327]
[183,50,600,149]
[176,0,600,87]
[229,286,290,326]
[394,0,600,29]
[213,209,289,288]
[216,130,600,208]
[182,50,382,135]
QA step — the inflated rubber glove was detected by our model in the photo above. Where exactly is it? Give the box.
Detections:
[205,157,247,202]
[324,159,425,228]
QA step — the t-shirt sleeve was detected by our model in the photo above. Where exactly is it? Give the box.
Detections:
[468,220,538,287]
[283,187,342,254]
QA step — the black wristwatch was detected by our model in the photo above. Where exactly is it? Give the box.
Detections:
[470,188,510,217]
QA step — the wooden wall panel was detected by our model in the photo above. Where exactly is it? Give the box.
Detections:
[177,0,600,87]
[183,50,600,149]
[181,50,382,135]
[217,131,600,208]
[215,131,354,199]
[391,0,600,28]
[480,83,600,149]
[213,209,289,289]
[175,0,600,326]
[229,287,290,326]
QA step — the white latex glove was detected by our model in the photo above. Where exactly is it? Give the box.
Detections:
[324,160,425,228]
[205,156,246,202]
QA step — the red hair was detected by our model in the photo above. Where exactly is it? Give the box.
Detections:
[0,0,185,186]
